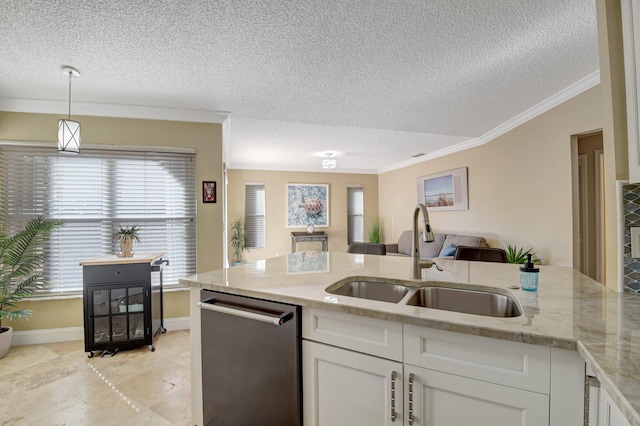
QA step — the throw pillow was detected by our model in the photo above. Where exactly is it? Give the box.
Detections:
[439,243,457,257]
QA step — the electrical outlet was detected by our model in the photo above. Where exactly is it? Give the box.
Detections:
[632,227,640,258]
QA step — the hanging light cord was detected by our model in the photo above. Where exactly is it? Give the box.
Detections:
[67,70,72,120]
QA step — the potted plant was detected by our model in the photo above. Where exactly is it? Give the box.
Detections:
[230,219,246,266]
[0,216,63,358]
[112,225,141,258]
[368,217,382,243]
[504,244,541,264]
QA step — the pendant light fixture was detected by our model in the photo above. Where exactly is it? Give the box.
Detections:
[322,152,337,169]
[58,66,81,154]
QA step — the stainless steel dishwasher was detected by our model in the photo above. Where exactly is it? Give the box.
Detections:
[198,289,302,426]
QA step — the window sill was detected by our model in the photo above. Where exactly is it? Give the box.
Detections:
[24,284,189,302]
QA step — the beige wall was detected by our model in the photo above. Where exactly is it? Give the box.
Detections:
[0,111,223,331]
[227,169,379,263]
[379,85,603,267]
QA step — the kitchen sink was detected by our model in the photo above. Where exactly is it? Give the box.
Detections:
[405,286,522,318]
[326,279,410,303]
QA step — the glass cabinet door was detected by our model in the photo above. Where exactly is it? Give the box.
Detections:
[90,284,147,345]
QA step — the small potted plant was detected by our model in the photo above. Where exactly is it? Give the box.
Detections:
[504,244,541,264]
[368,217,382,243]
[230,219,246,266]
[112,225,141,258]
[0,216,63,358]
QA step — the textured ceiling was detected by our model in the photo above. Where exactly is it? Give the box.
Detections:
[0,0,599,172]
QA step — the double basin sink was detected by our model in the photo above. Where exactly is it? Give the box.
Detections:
[325,277,522,318]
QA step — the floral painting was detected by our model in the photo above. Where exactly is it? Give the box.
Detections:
[286,183,329,228]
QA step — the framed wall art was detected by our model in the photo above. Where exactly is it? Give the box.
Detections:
[416,167,468,211]
[203,181,216,203]
[286,183,329,228]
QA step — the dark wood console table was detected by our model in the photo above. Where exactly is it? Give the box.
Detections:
[290,231,328,252]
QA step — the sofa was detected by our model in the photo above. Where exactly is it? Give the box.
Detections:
[385,230,487,259]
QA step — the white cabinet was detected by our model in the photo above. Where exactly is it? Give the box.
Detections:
[303,340,403,426]
[598,385,632,426]
[404,364,549,426]
[302,308,586,426]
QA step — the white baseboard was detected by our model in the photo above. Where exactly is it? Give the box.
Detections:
[12,316,191,346]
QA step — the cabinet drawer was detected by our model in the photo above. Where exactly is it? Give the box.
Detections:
[404,325,550,394]
[302,308,403,361]
[83,263,150,285]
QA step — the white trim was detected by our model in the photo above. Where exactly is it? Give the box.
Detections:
[378,70,601,174]
[230,162,379,174]
[0,98,229,124]
[11,316,191,346]
[0,139,196,154]
[578,154,589,276]
[595,149,604,283]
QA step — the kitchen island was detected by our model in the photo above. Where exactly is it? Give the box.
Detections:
[182,251,640,426]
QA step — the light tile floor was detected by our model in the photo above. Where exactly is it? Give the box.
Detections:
[0,330,191,426]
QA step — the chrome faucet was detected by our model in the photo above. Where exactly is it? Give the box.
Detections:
[411,203,442,279]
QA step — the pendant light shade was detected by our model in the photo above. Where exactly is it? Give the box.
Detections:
[58,119,81,153]
[58,66,81,154]
[322,152,337,169]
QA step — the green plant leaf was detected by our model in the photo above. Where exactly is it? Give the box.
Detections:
[0,216,63,328]
[503,244,540,264]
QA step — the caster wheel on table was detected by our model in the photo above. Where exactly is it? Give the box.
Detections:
[150,345,155,352]
[161,327,167,334]
[87,351,94,358]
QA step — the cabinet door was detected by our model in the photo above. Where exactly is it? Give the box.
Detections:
[303,340,403,426]
[404,365,549,426]
[598,386,632,426]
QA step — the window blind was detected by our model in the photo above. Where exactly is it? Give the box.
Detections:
[347,185,364,244]
[0,145,197,294]
[245,183,265,249]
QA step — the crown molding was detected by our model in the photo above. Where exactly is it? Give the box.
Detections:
[0,98,230,124]
[228,162,379,174]
[377,70,601,174]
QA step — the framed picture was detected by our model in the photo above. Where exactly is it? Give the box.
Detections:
[416,167,468,211]
[202,181,216,203]
[286,183,329,228]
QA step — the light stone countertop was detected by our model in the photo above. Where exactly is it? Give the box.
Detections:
[181,251,640,426]
[79,252,164,266]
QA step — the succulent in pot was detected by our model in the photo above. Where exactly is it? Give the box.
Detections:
[112,225,141,258]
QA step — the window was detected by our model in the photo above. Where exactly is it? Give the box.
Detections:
[347,185,364,244]
[0,145,197,294]
[245,183,265,249]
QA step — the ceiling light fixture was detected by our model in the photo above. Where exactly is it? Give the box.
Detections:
[321,153,337,169]
[58,66,81,154]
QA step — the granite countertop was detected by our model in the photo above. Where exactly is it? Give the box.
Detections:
[181,251,640,425]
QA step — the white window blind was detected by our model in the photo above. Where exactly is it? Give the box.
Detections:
[347,185,364,244]
[0,145,197,294]
[245,183,265,249]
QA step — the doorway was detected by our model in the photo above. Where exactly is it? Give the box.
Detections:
[572,131,604,282]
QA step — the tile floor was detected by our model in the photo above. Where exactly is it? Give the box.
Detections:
[0,330,191,426]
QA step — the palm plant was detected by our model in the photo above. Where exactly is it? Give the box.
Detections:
[504,244,540,264]
[0,216,63,329]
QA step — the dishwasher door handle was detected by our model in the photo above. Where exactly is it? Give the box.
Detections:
[197,298,294,326]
